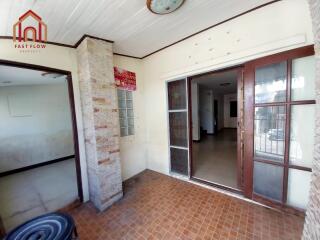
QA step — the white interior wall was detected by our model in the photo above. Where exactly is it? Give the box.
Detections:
[223,93,237,128]
[0,40,89,201]
[0,83,74,172]
[143,0,313,175]
[191,82,200,141]
[199,89,214,134]
[113,55,147,181]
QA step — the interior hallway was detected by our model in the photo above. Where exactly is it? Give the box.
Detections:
[192,129,238,189]
[0,159,78,231]
[67,170,304,240]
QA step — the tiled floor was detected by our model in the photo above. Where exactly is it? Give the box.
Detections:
[0,159,78,231]
[193,129,238,189]
[67,170,304,240]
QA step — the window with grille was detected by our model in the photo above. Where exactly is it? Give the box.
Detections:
[117,89,134,137]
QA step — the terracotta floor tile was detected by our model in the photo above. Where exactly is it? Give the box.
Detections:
[66,170,304,240]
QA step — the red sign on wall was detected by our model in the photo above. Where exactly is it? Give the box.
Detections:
[114,67,136,91]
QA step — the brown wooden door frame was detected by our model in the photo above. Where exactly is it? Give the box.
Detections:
[0,59,84,202]
[243,45,315,211]
[187,65,245,194]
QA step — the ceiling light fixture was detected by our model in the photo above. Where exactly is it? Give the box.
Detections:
[147,0,185,15]
[41,72,65,79]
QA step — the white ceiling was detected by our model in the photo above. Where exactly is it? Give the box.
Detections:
[0,0,275,58]
[0,65,66,87]
[194,70,237,95]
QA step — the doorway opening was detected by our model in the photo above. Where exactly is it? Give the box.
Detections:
[189,68,243,191]
[0,61,82,232]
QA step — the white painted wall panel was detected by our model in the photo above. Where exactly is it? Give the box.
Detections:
[0,83,74,172]
[113,55,147,181]
[143,0,314,175]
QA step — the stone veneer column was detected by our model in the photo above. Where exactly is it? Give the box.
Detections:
[303,0,320,239]
[76,37,123,211]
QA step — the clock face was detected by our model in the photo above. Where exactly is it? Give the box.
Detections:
[147,0,185,15]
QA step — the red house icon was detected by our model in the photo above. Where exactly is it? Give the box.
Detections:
[13,10,47,42]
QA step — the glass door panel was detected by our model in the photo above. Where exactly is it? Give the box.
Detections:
[253,162,283,201]
[253,61,286,202]
[289,104,315,168]
[167,79,189,176]
[254,106,286,162]
[170,148,188,175]
[168,80,186,110]
[287,169,312,209]
[291,56,316,101]
[255,62,287,103]
[169,112,188,147]
[249,48,315,210]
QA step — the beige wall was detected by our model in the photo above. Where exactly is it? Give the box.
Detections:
[113,56,147,181]
[142,0,314,175]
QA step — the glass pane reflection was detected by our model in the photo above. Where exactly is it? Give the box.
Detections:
[169,112,188,147]
[289,105,315,168]
[253,161,283,201]
[168,80,186,110]
[291,56,315,101]
[255,62,287,103]
[287,168,311,209]
[254,106,286,162]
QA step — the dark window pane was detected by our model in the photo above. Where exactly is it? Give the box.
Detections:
[253,162,283,201]
[169,112,188,147]
[168,80,186,110]
[170,148,188,175]
[230,101,237,117]
[254,106,285,163]
[255,62,287,103]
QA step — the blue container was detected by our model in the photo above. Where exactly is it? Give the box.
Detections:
[4,213,76,240]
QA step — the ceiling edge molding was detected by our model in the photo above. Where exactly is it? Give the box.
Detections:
[0,35,75,48]
[0,0,282,60]
[113,53,143,60]
[73,34,114,48]
[141,0,282,59]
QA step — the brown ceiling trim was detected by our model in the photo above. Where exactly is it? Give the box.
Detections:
[113,53,143,60]
[0,35,142,59]
[141,0,282,59]
[73,34,114,48]
[0,35,75,48]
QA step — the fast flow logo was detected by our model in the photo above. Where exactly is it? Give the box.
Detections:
[13,10,47,52]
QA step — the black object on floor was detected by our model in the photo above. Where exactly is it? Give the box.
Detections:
[4,213,78,240]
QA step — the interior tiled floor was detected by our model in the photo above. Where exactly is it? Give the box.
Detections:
[67,170,304,240]
[193,129,238,189]
[0,159,78,231]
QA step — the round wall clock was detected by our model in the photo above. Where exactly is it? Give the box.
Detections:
[147,0,185,15]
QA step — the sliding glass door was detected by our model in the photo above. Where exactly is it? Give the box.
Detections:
[167,79,189,176]
[245,46,315,210]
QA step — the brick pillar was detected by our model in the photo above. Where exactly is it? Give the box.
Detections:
[303,0,320,239]
[76,37,123,211]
